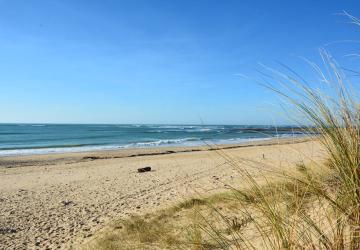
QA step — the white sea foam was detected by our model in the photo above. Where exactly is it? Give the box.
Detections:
[0,145,121,157]
[0,139,200,156]
[0,135,301,157]
[121,138,200,148]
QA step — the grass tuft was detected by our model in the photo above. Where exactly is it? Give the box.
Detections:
[84,13,360,250]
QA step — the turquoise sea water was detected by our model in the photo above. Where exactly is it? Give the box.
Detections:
[0,124,304,156]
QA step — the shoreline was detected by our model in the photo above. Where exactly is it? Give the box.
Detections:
[0,134,307,158]
[0,136,314,169]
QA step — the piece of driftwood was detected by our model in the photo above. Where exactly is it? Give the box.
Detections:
[137,166,151,173]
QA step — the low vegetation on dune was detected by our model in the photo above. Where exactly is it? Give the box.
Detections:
[82,162,340,249]
[84,14,360,250]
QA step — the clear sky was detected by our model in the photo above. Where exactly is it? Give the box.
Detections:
[0,0,359,124]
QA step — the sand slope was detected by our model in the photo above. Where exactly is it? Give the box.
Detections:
[0,138,323,249]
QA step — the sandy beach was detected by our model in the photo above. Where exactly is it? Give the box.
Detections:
[0,137,324,249]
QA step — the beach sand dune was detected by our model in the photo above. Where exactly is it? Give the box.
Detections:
[0,138,322,249]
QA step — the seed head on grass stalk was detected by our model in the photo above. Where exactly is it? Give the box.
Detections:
[192,13,360,249]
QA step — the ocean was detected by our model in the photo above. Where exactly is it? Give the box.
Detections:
[0,124,304,156]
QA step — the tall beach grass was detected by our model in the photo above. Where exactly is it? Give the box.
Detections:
[84,13,360,250]
[186,13,360,249]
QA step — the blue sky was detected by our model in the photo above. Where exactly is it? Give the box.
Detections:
[0,0,359,124]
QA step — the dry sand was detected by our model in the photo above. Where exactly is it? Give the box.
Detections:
[0,137,324,249]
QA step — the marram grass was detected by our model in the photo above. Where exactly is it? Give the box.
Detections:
[84,14,360,250]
